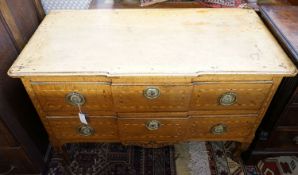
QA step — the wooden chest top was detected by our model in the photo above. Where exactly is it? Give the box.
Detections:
[8,9,297,77]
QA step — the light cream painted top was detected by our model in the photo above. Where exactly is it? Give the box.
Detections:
[8,9,297,77]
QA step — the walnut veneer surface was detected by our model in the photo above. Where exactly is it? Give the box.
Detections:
[8,9,297,152]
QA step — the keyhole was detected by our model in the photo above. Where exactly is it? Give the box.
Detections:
[149,90,155,97]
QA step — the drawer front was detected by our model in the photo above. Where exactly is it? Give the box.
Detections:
[112,85,192,112]
[47,116,118,141]
[32,82,113,116]
[269,131,298,151]
[118,116,189,141]
[191,82,272,111]
[188,116,256,140]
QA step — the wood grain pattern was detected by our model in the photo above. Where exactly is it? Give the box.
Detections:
[32,82,114,116]
[0,0,41,50]
[0,2,47,172]
[18,75,282,151]
[191,82,272,111]
[188,116,256,142]
[0,0,22,49]
[112,85,192,112]
[21,78,59,149]
[17,75,284,154]
[118,116,189,141]
[33,0,45,20]
[260,5,298,62]
[47,116,118,141]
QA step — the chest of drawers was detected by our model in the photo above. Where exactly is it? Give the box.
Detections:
[8,9,297,154]
[245,5,298,163]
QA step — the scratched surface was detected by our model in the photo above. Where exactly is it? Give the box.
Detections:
[8,9,297,77]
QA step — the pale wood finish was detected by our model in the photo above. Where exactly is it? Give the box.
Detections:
[8,9,297,77]
[7,9,297,155]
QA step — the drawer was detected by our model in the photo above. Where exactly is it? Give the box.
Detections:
[31,82,113,116]
[47,116,118,141]
[269,131,298,151]
[118,115,189,141]
[191,82,272,112]
[112,85,192,112]
[188,116,256,141]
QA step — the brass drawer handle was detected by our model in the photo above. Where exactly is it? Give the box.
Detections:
[211,124,227,135]
[66,92,85,106]
[219,92,237,106]
[293,136,298,145]
[145,120,161,131]
[77,125,94,136]
[144,87,160,99]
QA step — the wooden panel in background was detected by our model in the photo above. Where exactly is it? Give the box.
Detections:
[0,1,47,173]
[0,0,42,50]
[118,116,189,141]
